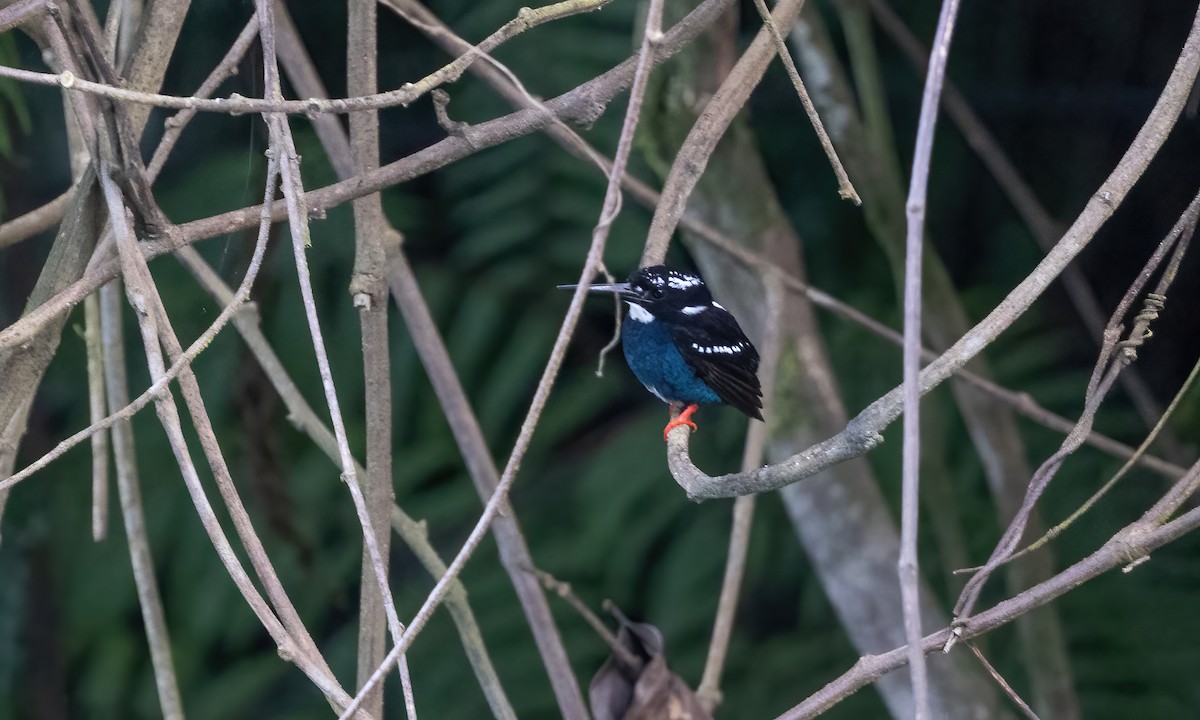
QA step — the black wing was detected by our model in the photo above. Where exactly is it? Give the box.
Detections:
[670,309,764,420]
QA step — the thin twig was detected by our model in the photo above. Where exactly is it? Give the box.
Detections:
[529,566,643,671]
[390,510,517,720]
[386,252,589,719]
[83,293,109,541]
[696,279,785,711]
[966,641,1042,720]
[0,0,613,117]
[749,0,858,204]
[346,0,410,714]
[146,13,260,180]
[99,281,185,720]
[0,190,72,248]
[899,1,962,714]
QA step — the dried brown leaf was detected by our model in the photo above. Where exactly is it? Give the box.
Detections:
[589,616,711,720]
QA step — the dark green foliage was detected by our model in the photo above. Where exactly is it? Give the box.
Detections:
[3,1,1200,719]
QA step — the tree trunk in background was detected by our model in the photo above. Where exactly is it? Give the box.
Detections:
[640,4,1003,717]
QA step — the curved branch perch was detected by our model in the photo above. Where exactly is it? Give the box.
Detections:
[665,5,1200,500]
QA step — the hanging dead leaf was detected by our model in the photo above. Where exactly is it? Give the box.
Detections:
[589,613,711,720]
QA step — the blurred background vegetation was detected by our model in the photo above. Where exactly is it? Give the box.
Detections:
[2,0,1200,718]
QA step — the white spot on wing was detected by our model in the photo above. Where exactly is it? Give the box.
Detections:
[691,341,747,355]
[682,305,708,315]
[626,302,654,323]
[712,302,726,311]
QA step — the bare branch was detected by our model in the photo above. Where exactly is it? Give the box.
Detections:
[83,293,109,541]
[530,567,643,672]
[0,0,613,117]
[899,1,962,714]
[0,190,71,248]
[268,10,525,715]
[346,0,409,713]
[950,187,1200,630]
[966,642,1042,720]
[696,280,784,711]
[749,0,858,204]
[776,467,1200,719]
[174,241,515,720]
[0,0,42,34]
[99,281,185,720]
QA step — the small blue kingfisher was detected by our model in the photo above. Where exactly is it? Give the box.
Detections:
[563,265,763,440]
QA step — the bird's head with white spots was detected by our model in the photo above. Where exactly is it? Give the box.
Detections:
[620,266,726,324]
[558,265,730,324]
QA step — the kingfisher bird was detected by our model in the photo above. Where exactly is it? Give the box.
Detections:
[563,265,763,440]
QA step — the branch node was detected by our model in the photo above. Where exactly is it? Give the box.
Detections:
[398,82,416,108]
[350,273,385,310]
[432,89,477,147]
[1122,555,1150,573]
[942,622,964,652]
[58,70,75,88]
[226,92,248,116]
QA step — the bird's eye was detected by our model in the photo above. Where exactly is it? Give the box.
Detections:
[651,287,664,299]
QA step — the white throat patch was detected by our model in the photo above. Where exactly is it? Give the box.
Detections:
[626,302,654,323]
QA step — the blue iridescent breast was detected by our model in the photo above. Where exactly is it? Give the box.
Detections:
[621,316,721,405]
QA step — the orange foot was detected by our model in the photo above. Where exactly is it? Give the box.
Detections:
[663,403,699,442]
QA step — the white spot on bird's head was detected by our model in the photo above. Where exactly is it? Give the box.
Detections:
[626,302,654,323]
[666,272,702,290]
[682,305,708,315]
